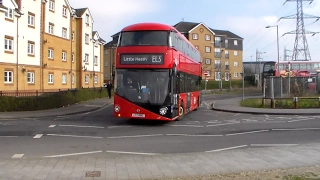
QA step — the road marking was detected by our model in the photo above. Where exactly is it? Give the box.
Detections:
[250,144,299,147]
[226,130,269,136]
[106,151,159,155]
[107,134,163,139]
[206,145,247,153]
[234,113,241,116]
[272,128,320,131]
[12,154,24,158]
[33,134,43,139]
[288,118,315,123]
[0,136,18,138]
[83,105,101,107]
[206,120,221,124]
[59,125,105,129]
[167,134,223,137]
[168,125,204,128]
[206,122,240,127]
[242,121,286,123]
[47,134,103,139]
[44,151,102,158]
[48,125,56,128]
[108,126,132,128]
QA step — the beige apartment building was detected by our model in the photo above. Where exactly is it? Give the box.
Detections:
[0,0,105,93]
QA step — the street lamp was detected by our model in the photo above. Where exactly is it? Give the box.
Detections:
[265,25,280,76]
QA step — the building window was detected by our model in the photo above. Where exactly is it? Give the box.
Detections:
[205,58,211,65]
[4,36,13,52]
[205,46,211,53]
[5,8,13,19]
[215,60,221,69]
[27,41,35,56]
[85,75,89,84]
[234,72,239,78]
[62,28,67,38]
[72,53,74,62]
[28,12,35,27]
[49,23,54,34]
[72,75,74,84]
[225,61,229,70]
[85,34,89,44]
[27,72,34,84]
[49,0,55,11]
[215,72,221,81]
[48,74,54,84]
[62,6,67,17]
[48,49,54,59]
[84,54,89,63]
[234,62,238,66]
[94,56,98,64]
[225,50,229,59]
[192,33,198,40]
[205,34,211,41]
[214,37,221,46]
[94,76,98,84]
[4,71,13,83]
[62,51,67,61]
[234,51,238,56]
[234,40,238,46]
[85,14,89,24]
[105,61,108,66]
[214,48,221,57]
[62,74,67,84]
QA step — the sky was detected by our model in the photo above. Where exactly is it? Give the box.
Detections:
[68,0,320,62]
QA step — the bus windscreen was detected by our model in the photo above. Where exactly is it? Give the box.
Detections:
[119,31,169,46]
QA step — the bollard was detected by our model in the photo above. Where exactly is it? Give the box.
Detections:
[293,97,298,109]
[318,97,320,108]
[270,98,275,108]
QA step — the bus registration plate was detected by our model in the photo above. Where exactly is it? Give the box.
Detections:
[132,113,145,118]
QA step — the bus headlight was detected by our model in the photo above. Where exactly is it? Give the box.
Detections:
[159,107,168,115]
[114,105,120,112]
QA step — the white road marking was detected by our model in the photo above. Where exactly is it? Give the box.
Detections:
[242,121,286,123]
[206,145,247,153]
[250,144,299,147]
[288,118,315,123]
[107,134,163,139]
[226,130,269,136]
[272,128,320,131]
[48,125,56,128]
[168,125,204,128]
[12,154,24,158]
[47,134,103,139]
[277,117,292,119]
[106,151,159,155]
[33,134,43,139]
[234,113,241,116]
[108,126,132,128]
[206,122,240,127]
[83,105,101,107]
[206,120,221,124]
[0,136,18,138]
[44,151,102,158]
[166,134,223,137]
[59,124,105,129]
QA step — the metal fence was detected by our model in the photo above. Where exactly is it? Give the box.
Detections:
[0,87,106,97]
[263,76,318,98]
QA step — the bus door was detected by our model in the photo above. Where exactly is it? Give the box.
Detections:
[171,69,179,118]
[186,92,191,112]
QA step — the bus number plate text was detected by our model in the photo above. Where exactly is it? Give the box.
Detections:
[132,113,145,118]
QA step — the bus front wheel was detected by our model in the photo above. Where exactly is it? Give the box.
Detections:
[178,103,185,120]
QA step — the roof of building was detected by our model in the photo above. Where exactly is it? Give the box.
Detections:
[173,21,243,39]
[74,8,87,17]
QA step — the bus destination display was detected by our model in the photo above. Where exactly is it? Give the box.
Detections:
[120,54,164,65]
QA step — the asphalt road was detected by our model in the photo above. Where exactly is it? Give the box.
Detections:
[1,94,320,160]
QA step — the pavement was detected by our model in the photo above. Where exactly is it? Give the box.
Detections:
[0,98,113,119]
[211,96,320,115]
[1,95,320,179]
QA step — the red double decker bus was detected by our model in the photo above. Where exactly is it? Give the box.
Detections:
[113,22,202,121]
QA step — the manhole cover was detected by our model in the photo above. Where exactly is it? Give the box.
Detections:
[85,171,101,177]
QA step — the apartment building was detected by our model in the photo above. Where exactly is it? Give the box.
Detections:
[174,21,243,81]
[103,21,243,83]
[0,0,105,93]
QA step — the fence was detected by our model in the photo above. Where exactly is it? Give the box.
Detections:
[0,87,106,97]
[263,76,318,98]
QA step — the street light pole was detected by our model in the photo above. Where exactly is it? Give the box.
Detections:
[219,41,222,91]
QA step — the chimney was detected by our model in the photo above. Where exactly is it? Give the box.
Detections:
[15,0,21,9]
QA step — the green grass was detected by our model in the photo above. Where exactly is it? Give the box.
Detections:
[240,98,320,108]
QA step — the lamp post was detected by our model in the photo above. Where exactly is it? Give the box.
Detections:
[266,25,281,97]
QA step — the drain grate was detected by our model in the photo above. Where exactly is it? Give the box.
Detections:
[85,171,101,177]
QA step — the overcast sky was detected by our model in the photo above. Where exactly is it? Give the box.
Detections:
[68,0,320,62]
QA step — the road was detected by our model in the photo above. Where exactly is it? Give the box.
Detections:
[1,94,320,160]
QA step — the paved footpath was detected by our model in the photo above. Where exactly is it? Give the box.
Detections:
[1,143,320,180]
